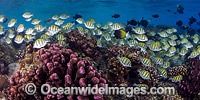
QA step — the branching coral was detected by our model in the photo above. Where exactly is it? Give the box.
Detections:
[5,43,106,100]
[178,57,200,99]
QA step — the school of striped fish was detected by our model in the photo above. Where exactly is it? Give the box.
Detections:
[0,12,197,84]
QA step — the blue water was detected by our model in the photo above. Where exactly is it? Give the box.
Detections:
[0,0,200,30]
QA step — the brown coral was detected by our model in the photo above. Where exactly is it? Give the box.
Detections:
[139,67,159,87]
[105,57,130,85]
[167,66,187,77]
[64,30,100,59]
[107,45,150,65]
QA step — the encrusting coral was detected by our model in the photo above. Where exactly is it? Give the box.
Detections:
[64,30,100,59]
[5,43,106,100]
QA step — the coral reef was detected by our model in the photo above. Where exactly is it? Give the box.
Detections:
[64,30,100,59]
[105,57,130,85]
[107,45,149,65]
[139,67,159,87]
[0,75,9,91]
[5,43,106,100]
[178,57,200,99]
[0,40,16,75]
[167,65,187,77]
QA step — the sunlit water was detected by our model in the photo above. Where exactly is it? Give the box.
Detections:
[0,0,200,30]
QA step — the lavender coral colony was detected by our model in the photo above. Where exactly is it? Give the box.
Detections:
[1,25,200,100]
[5,43,106,100]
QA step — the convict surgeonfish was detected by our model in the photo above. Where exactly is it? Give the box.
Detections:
[137,69,150,80]
[33,38,49,48]
[117,56,132,67]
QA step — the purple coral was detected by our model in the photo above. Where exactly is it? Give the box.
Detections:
[5,43,106,100]
[178,57,200,99]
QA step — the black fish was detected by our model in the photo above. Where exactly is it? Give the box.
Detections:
[44,18,53,24]
[152,14,159,18]
[138,17,148,27]
[198,12,200,17]
[127,19,137,26]
[112,14,120,18]
[167,9,171,12]
[177,4,184,14]
[189,16,196,26]
[73,14,82,20]
[176,20,183,26]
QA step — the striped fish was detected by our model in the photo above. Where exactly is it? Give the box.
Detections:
[162,62,170,68]
[97,39,102,47]
[135,34,148,42]
[136,42,147,51]
[132,27,145,34]
[140,57,152,67]
[179,48,188,56]
[17,24,25,33]
[33,38,48,48]
[168,46,176,54]
[137,69,150,80]
[58,40,66,46]
[128,39,138,47]
[148,42,162,51]
[185,42,193,49]
[158,68,167,78]
[158,31,168,37]
[117,56,132,67]
[48,25,60,35]
[31,19,41,25]
[25,28,34,35]
[162,43,170,51]
[188,50,199,59]
[14,35,24,44]
[103,33,111,41]
[153,57,163,65]
[193,36,199,44]
[169,34,178,40]
[111,23,121,30]
[34,24,45,32]
[8,19,17,27]
[168,40,176,46]
[56,33,65,40]
[169,75,183,82]
[84,21,95,29]
[76,18,84,24]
